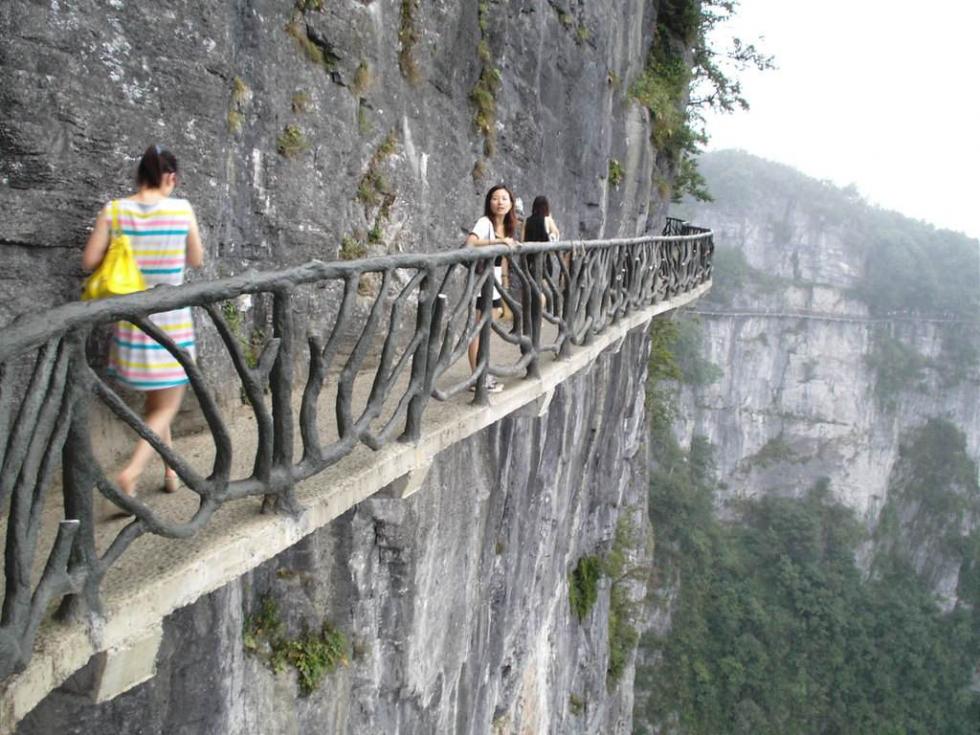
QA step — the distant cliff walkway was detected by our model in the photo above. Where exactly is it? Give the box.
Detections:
[0,224,713,730]
[689,308,979,327]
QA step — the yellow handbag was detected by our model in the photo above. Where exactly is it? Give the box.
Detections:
[81,200,147,301]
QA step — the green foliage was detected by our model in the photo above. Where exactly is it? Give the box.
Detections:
[636,420,980,734]
[269,622,350,695]
[227,109,243,134]
[220,301,263,369]
[339,234,367,261]
[646,318,682,430]
[297,0,323,11]
[874,419,980,587]
[857,209,980,318]
[367,222,384,244]
[243,594,350,696]
[744,433,799,470]
[568,555,601,622]
[470,2,499,158]
[645,316,721,431]
[357,130,398,208]
[243,595,282,652]
[227,77,250,134]
[671,317,723,386]
[470,66,501,157]
[688,150,980,321]
[568,693,585,716]
[607,159,624,188]
[398,0,422,84]
[351,61,372,96]
[938,327,980,386]
[277,125,307,158]
[631,1,772,201]
[285,18,338,72]
[605,514,643,687]
[705,244,786,306]
[864,329,927,410]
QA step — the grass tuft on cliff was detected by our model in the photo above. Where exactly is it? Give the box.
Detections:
[243,594,351,696]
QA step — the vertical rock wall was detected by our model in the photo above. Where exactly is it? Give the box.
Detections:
[0,0,664,328]
[18,326,654,734]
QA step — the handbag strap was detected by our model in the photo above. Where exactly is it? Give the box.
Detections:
[110,199,120,236]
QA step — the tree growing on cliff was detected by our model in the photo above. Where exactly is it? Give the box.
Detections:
[634,0,773,201]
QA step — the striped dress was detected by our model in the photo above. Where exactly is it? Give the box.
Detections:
[107,197,196,391]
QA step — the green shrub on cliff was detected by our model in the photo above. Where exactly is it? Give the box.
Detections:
[568,555,601,622]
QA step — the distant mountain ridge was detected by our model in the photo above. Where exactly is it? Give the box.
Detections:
[678,149,979,318]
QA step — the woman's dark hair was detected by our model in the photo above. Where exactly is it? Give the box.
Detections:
[531,195,550,218]
[136,145,178,189]
[483,184,518,238]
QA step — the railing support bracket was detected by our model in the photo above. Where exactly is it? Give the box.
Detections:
[380,462,433,500]
[90,625,164,704]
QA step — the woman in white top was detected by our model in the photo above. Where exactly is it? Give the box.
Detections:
[464,184,518,393]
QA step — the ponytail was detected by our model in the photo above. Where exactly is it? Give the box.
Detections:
[136,144,178,188]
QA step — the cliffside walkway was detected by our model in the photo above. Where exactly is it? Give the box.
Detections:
[0,226,713,730]
[689,307,979,327]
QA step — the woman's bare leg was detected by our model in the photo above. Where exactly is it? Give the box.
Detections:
[117,385,185,495]
[468,309,484,372]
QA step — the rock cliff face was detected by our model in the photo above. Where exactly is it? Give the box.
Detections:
[0,0,663,328]
[18,327,653,734]
[671,152,980,602]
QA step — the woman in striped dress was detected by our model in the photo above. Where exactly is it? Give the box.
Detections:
[82,145,204,497]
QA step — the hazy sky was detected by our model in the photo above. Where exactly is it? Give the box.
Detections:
[701,0,980,240]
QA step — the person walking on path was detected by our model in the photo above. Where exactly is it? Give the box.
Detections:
[521,195,560,243]
[464,184,519,393]
[81,145,204,497]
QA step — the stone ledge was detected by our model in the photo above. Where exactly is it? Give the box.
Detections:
[0,282,709,732]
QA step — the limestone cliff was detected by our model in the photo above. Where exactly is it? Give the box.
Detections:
[671,151,980,603]
[18,327,653,734]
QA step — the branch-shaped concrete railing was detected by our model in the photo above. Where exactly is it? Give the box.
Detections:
[0,224,712,680]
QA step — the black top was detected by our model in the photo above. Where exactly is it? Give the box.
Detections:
[524,215,549,243]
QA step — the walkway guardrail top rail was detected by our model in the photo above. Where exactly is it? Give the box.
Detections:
[0,220,713,682]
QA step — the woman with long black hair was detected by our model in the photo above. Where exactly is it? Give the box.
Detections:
[464,184,518,393]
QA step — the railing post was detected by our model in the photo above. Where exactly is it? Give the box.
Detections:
[473,264,494,406]
[265,286,300,515]
[560,247,576,358]
[55,391,100,623]
[524,252,543,379]
[401,268,436,443]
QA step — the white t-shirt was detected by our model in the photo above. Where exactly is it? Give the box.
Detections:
[470,216,503,300]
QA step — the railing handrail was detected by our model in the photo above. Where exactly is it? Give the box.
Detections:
[0,233,711,362]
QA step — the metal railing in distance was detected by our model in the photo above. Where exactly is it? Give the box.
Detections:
[0,224,713,680]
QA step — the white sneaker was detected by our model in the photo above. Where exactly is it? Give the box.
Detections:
[469,375,504,393]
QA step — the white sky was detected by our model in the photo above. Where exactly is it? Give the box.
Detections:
[701,0,980,240]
